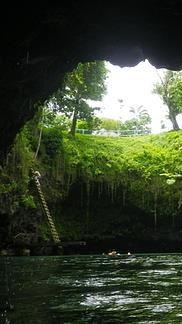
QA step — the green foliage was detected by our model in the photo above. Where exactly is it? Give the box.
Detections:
[38,223,51,241]
[77,116,102,131]
[52,114,71,130]
[153,70,182,130]
[59,131,181,224]
[100,118,120,130]
[50,61,108,135]
[62,132,178,181]
[0,105,181,243]
[0,129,35,215]
[41,127,63,159]
[120,105,151,133]
[21,194,36,209]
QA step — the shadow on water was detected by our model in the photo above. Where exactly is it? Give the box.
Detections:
[1,254,182,323]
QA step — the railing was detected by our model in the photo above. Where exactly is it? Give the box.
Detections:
[76,129,151,137]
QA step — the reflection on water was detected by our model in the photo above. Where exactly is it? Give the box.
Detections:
[1,254,182,323]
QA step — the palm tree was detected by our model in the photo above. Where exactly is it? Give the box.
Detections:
[129,105,151,132]
[129,105,149,120]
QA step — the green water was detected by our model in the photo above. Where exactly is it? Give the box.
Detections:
[1,254,182,323]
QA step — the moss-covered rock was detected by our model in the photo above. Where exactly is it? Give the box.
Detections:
[0,127,181,253]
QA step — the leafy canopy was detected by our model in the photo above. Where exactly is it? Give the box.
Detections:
[153,70,182,130]
[50,61,108,135]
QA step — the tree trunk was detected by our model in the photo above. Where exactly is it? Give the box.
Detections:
[70,107,78,136]
[169,110,180,130]
[34,127,42,159]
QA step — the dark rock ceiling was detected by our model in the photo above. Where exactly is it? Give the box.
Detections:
[0,1,182,159]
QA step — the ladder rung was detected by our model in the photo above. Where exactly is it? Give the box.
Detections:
[32,169,60,243]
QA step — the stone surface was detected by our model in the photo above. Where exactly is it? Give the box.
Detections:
[0,2,182,158]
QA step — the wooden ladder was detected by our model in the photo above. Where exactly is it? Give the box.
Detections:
[31,168,60,244]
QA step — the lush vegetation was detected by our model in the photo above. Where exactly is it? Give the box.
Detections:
[49,61,108,136]
[153,70,182,130]
[0,117,181,251]
[0,62,181,253]
[59,131,181,231]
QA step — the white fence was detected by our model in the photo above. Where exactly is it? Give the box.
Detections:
[76,129,151,137]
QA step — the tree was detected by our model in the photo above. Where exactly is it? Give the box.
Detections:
[50,61,108,136]
[129,105,149,120]
[119,105,151,133]
[100,118,120,131]
[153,70,182,130]
[129,105,151,132]
[77,117,102,132]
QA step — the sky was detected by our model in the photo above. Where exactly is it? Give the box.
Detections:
[93,59,182,134]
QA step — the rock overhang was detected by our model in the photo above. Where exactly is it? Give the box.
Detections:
[0,1,182,158]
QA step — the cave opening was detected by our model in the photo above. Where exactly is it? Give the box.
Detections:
[0,2,182,254]
[1,1,182,158]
